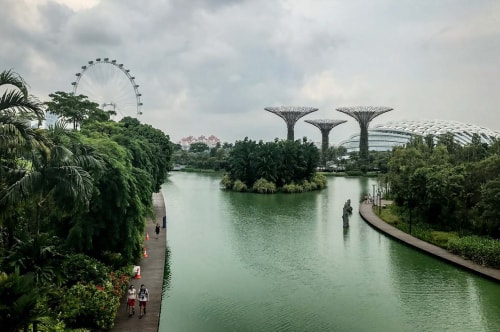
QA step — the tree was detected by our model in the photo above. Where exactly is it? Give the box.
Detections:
[189,142,209,153]
[475,178,500,238]
[0,122,99,236]
[227,137,257,187]
[254,141,279,183]
[44,92,105,130]
[0,271,44,332]
[0,70,45,122]
[0,70,49,249]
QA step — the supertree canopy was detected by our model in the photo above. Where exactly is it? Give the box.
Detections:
[265,106,318,141]
[305,119,347,166]
[336,106,393,166]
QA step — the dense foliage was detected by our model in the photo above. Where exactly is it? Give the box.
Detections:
[0,70,173,331]
[171,141,230,171]
[386,133,500,266]
[221,137,326,193]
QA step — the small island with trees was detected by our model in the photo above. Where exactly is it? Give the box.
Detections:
[220,137,327,193]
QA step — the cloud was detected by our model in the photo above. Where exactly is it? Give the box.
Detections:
[2,0,500,144]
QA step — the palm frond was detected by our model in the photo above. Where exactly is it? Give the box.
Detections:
[0,89,44,121]
[0,69,28,99]
[0,171,43,206]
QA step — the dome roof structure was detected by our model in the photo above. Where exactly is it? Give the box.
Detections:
[339,119,500,152]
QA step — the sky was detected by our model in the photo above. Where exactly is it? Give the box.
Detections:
[2,0,500,145]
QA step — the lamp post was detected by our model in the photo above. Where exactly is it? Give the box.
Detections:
[408,194,414,235]
[372,184,376,207]
[378,188,382,214]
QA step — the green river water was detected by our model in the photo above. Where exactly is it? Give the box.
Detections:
[159,172,500,332]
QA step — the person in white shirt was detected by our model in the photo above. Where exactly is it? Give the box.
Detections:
[126,285,137,317]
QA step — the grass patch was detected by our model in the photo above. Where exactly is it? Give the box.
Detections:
[374,204,500,268]
[376,205,401,226]
[374,205,458,249]
[431,231,459,248]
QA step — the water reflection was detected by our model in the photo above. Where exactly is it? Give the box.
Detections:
[159,173,500,331]
[386,240,500,331]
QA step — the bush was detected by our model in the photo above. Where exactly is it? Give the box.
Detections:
[110,266,132,298]
[59,282,119,330]
[220,174,233,189]
[282,183,304,193]
[61,254,111,287]
[345,170,364,177]
[252,178,277,193]
[312,173,327,189]
[232,180,248,192]
[431,231,458,248]
[448,236,500,268]
[100,251,126,270]
[301,180,314,191]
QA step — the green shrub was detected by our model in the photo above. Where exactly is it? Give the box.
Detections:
[431,231,458,248]
[252,178,277,193]
[448,236,500,268]
[220,174,233,189]
[100,251,126,270]
[61,254,111,287]
[282,183,304,193]
[59,282,119,330]
[312,173,327,188]
[232,180,247,192]
[302,180,313,191]
[110,266,132,298]
[345,170,364,177]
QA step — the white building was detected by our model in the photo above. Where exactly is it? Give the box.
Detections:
[340,119,500,152]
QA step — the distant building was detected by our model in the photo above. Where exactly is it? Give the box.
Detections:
[178,135,221,150]
[339,119,500,152]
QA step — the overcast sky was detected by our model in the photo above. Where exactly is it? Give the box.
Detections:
[2,0,500,144]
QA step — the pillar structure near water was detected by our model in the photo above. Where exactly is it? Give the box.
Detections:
[305,119,347,166]
[336,106,393,167]
[265,106,318,141]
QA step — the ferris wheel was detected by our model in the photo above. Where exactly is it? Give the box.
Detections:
[71,58,143,118]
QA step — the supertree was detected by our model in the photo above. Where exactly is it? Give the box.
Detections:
[265,106,318,141]
[305,119,347,166]
[336,106,393,166]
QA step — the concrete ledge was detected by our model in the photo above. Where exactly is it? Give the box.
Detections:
[359,202,500,283]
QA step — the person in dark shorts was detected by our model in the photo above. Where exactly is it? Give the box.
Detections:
[155,223,160,239]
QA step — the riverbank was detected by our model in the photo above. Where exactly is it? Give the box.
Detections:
[111,191,167,332]
[359,201,500,283]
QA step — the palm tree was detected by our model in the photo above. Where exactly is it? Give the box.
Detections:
[0,123,99,235]
[0,69,45,122]
[0,270,44,332]
[1,70,48,246]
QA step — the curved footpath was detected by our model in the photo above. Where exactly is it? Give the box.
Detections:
[359,201,500,283]
[112,192,167,332]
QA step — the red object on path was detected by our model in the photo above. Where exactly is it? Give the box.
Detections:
[146,233,150,240]
[143,247,148,258]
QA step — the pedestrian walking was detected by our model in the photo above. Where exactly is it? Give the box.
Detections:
[138,284,149,319]
[155,223,160,239]
[127,285,136,317]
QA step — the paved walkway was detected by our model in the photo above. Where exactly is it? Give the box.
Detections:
[112,192,167,332]
[359,201,500,283]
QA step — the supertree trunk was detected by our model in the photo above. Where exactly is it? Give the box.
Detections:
[305,119,347,166]
[336,106,393,168]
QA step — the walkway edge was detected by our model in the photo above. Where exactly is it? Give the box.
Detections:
[111,191,167,332]
[359,202,500,283]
